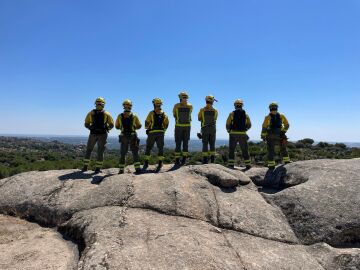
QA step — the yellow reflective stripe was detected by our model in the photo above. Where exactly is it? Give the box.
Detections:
[175,152,181,157]
[83,159,90,165]
[144,155,150,161]
[230,131,247,135]
[228,159,235,164]
[134,162,141,168]
[175,123,191,127]
[158,156,164,161]
[244,159,251,164]
[150,129,165,133]
[176,107,179,125]
[182,152,189,157]
[201,109,205,127]
[209,151,216,155]
[268,161,276,166]
[202,152,209,157]
[261,132,267,136]
[283,157,290,162]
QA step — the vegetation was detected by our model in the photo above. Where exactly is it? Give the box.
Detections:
[1,136,359,179]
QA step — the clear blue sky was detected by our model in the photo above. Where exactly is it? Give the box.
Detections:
[0,0,359,142]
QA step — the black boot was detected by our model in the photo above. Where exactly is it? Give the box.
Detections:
[210,155,215,163]
[94,168,101,174]
[202,157,208,164]
[181,156,187,166]
[81,165,88,172]
[175,158,180,166]
[142,161,149,170]
[245,165,252,170]
[135,168,142,174]
[118,169,124,174]
[156,160,163,172]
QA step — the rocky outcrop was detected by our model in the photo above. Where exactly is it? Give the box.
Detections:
[0,214,78,270]
[0,159,359,269]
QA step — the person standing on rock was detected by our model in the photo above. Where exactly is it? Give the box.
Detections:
[198,95,218,164]
[261,102,291,170]
[173,91,193,166]
[82,97,114,174]
[143,98,169,172]
[115,100,142,174]
[226,99,252,169]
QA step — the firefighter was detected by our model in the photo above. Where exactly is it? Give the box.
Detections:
[173,91,192,165]
[198,95,218,164]
[261,102,291,169]
[226,99,252,169]
[115,99,142,174]
[143,98,170,172]
[82,97,114,174]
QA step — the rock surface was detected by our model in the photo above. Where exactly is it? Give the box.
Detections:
[0,214,78,270]
[0,159,359,269]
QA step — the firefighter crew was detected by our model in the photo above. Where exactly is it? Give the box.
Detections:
[173,91,193,165]
[143,98,170,172]
[261,102,291,169]
[198,95,218,164]
[115,100,142,174]
[82,97,114,173]
[226,99,252,169]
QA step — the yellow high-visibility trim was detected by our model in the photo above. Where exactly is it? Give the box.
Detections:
[202,152,209,157]
[149,130,165,133]
[230,131,247,135]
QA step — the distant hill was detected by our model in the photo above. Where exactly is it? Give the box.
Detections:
[0,136,359,179]
[1,134,359,150]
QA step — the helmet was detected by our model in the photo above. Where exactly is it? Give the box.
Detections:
[234,99,244,107]
[95,97,105,105]
[178,91,189,99]
[122,99,133,107]
[205,95,216,103]
[152,98,163,106]
[269,102,278,109]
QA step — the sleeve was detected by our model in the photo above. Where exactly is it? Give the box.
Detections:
[261,116,269,136]
[173,104,178,118]
[145,112,153,130]
[115,115,121,130]
[198,108,203,122]
[105,112,114,130]
[134,114,142,130]
[226,113,232,132]
[189,104,193,122]
[163,114,169,130]
[281,114,290,132]
[84,111,92,129]
[214,109,218,121]
[246,114,252,130]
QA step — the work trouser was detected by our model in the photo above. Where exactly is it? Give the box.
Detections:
[228,134,251,167]
[174,125,191,159]
[266,132,290,167]
[119,133,141,171]
[201,125,216,157]
[144,132,165,162]
[84,133,108,169]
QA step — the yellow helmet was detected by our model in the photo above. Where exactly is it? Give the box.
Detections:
[205,95,216,103]
[269,102,278,109]
[178,91,189,99]
[234,99,244,106]
[152,98,163,106]
[95,97,105,105]
[122,99,133,107]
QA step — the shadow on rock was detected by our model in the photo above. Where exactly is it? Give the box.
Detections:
[58,171,115,185]
[219,186,237,193]
[256,166,287,193]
